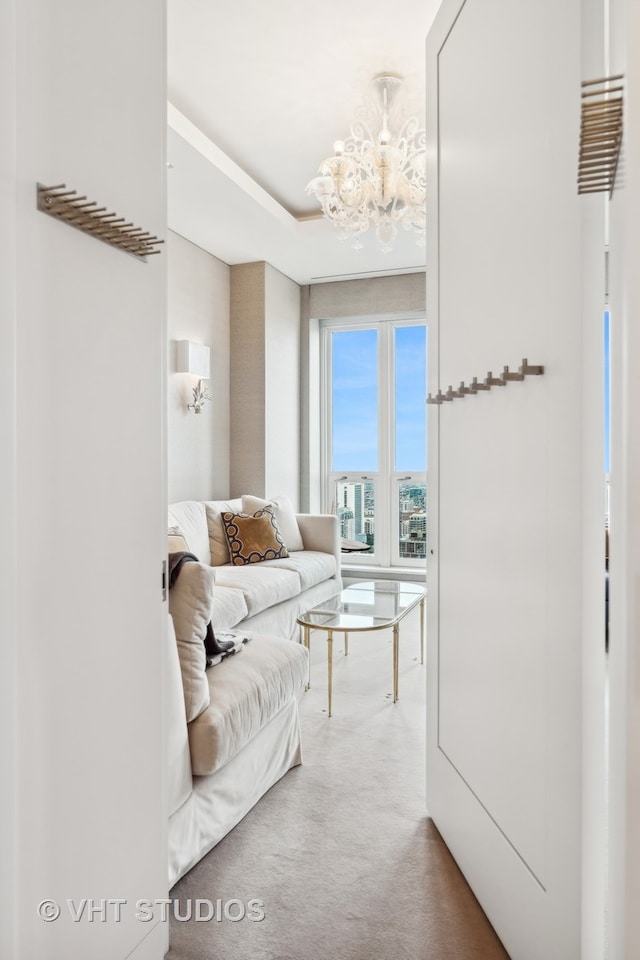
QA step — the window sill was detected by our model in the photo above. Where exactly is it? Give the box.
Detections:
[341,563,426,584]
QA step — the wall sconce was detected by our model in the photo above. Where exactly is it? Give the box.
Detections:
[176,340,212,414]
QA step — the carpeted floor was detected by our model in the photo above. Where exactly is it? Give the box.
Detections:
[167,601,511,960]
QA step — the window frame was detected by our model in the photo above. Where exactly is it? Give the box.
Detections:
[321,316,427,568]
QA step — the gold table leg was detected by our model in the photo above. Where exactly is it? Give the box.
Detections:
[327,629,333,717]
[393,623,399,702]
[303,625,311,690]
[344,631,349,656]
[420,597,425,665]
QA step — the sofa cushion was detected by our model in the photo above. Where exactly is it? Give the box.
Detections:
[168,502,211,565]
[204,498,244,566]
[188,635,308,776]
[213,564,302,616]
[260,551,337,591]
[222,507,289,565]
[242,494,304,552]
[211,585,249,631]
[168,560,214,722]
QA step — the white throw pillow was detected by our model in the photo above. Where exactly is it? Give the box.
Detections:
[168,560,214,723]
[241,494,304,552]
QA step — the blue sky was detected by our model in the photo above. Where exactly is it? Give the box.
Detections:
[331,325,426,472]
[604,310,610,474]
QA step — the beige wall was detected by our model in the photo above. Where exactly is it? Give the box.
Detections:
[167,230,230,502]
[308,272,426,319]
[230,262,301,505]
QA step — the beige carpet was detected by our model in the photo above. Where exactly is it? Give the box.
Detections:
[167,601,511,960]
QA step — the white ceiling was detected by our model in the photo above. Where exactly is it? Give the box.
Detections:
[167,0,443,284]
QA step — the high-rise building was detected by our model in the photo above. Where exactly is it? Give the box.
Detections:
[336,481,365,539]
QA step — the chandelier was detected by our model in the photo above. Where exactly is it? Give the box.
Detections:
[305,74,426,253]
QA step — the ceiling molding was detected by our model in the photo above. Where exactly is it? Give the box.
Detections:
[167,102,297,229]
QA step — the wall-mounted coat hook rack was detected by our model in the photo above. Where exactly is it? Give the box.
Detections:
[577,75,624,196]
[428,359,546,408]
[37,183,164,261]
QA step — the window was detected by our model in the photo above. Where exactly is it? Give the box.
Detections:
[322,319,427,567]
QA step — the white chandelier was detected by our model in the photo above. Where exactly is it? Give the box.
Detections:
[305,73,426,253]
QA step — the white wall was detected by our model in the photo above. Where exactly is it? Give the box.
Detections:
[0,0,18,955]
[168,230,230,502]
[5,2,168,958]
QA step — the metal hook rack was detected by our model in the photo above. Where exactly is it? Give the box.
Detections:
[577,75,624,197]
[427,358,544,405]
[37,183,164,261]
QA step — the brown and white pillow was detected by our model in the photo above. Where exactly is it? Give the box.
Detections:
[241,494,304,552]
[221,506,289,565]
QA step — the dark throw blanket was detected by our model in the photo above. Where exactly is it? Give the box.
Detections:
[168,551,246,667]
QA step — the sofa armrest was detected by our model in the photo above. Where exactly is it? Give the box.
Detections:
[296,513,341,577]
[167,615,193,817]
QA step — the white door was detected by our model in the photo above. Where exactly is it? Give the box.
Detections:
[426,1,604,958]
[6,3,168,959]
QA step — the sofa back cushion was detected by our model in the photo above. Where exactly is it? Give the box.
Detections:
[168,501,211,565]
[203,498,243,565]
[242,494,304,552]
[168,560,214,722]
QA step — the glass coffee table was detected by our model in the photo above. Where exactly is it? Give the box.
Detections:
[296,579,426,717]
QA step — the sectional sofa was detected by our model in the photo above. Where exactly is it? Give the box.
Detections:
[166,495,341,885]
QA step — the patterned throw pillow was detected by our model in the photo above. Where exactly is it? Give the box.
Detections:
[221,507,289,565]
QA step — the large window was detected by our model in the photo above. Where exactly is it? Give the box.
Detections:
[323,319,427,567]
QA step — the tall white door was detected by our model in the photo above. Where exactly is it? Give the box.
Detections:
[4,3,168,959]
[425,1,604,958]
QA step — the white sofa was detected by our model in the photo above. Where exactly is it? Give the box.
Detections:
[166,496,341,886]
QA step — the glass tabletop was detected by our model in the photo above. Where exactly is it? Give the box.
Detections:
[297,579,426,632]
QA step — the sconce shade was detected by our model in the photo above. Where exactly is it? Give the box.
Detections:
[176,340,210,379]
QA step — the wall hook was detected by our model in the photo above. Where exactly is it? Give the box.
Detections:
[485,371,506,386]
[502,365,524,381]
[446,384,464,400]
[458,381,475,395]
[519,358,544,376]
